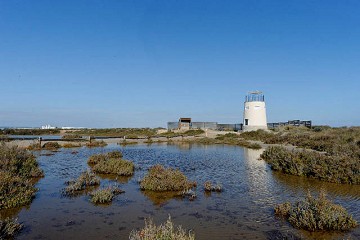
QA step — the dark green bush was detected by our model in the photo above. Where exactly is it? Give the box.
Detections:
[92,158,134,176]
[0,144,43,210]
[275,191,358,231]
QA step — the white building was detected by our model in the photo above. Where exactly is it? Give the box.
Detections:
[41,124,56,129]
[243,91,268,131]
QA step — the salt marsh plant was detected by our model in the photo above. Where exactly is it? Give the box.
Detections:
[275,191,358,231]
[129,216,195,240]
[92,158,134,176]
[86,140,107,148]
[88,151,134,176]
[89,186,124,204]
[0,144,43,210]
[140,165,196,192]
[62,143,82,148]
[261,146,360,184]
[63,171,100,196]
[0,218,22,239]
[42,142,62,150]
[203,181,222,192]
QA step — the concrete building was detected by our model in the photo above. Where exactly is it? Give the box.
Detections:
[243,91,268,131]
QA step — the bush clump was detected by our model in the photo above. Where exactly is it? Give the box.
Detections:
[275,191,358,231]
[86,140,107,148]
[63,171,100,196]
[62,143,81,148]
[140,165,196,192]
[89,186,124,204]
[88,151,134,176]
[129,216,195,240]
[0,144,43,210]
[261,146,360,184]
[42,142,62,150]
[92,158,134,176]
[0,218,22,239]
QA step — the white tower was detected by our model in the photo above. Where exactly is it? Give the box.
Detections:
[243,91,268,131]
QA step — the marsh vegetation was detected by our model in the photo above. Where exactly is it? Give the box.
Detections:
[0,144,43,210]
[275,191,358,231]
[88,151,134,176]
[63,171,100,196]
[0,218,22,239]
[140,165,196,192]
[89,186,124,204]
[129,216,195,240]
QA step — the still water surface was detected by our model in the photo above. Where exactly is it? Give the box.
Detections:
[2,143,360,239]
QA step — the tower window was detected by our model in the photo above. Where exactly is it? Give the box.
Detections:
[245,119,249,125]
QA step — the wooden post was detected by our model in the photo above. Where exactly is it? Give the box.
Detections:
[38,137,42,148]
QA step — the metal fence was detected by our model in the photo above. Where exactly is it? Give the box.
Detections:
[191,122,218,130]
[217,124,243,131]
[268,120,312,129]
[168,122,242,131]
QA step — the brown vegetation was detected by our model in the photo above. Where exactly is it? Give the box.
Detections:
[203,181,222,192]
[86,140,107,148]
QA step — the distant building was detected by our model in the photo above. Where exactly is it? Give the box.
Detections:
[41,124,56,129]
[243,91,268,131]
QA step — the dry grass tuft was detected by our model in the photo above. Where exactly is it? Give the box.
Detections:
[63,171,100,196]
[129,216,195,240]
[89,186,124,204]
[0,218,22,239]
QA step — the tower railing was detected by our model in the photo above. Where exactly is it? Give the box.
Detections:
[245,93,264,102]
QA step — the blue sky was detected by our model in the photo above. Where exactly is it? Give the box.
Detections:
[1,0,359,128]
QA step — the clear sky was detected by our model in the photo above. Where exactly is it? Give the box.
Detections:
[1,0,360,128]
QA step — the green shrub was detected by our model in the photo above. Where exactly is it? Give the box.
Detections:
[89,186,124,204]
[129,216,195,240]
[275,191,358,231]
[0,144,43,210]
[0,218,22,239]
[92,158,134,176]
[261,146,360,184]
[140,165,196,192]
[88,151,133,176]
[63,171,100,196]
[87,151,123,165]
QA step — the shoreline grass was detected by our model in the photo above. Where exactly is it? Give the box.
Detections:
[86,140,107,148]
[275,191,358,231]
[129,216,195,240]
